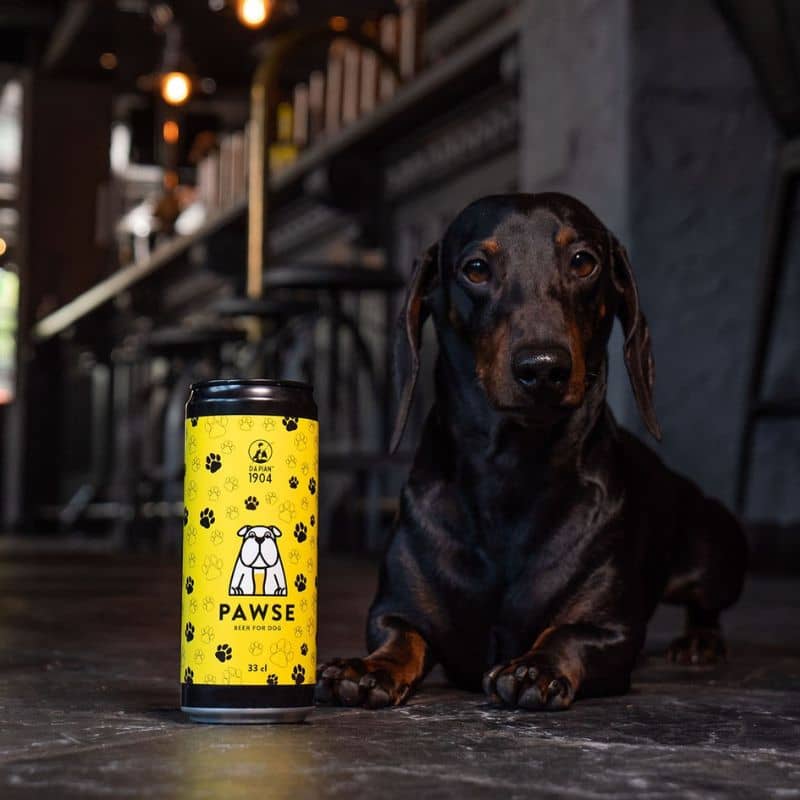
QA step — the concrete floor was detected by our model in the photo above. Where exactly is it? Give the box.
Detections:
[0,548,799,799]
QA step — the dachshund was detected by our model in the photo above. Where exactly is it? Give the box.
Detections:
[316,193,748,711]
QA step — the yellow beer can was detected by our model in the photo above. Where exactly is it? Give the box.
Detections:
[180,380,318,723]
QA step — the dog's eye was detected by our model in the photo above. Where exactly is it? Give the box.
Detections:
[570,250,598,278]
[462,258,491,285]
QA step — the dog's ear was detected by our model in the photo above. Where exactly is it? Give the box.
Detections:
[268,525,282,538]
[236,525,250,537]
[390,241,441,454]
[611,237,662,441]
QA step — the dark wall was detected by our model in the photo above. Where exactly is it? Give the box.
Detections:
[630,0,797,520]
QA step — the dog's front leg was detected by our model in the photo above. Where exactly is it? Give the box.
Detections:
[316,620,431,710]
[483,622,640,711]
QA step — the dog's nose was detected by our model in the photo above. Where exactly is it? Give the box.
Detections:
[511,346,572,398]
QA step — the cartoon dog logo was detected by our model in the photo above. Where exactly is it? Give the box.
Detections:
[229,525,287,596]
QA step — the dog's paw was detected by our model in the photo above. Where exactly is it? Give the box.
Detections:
[667,629,726,665]
[314,658,411,710]
[483,654,574,711]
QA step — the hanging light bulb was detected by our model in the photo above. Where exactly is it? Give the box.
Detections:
[236,0,272,29]
[161,71,192,105]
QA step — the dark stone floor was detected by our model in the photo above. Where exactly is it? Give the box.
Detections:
[0,548,799,798]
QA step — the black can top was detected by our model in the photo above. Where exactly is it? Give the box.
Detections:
[187,379,317,420]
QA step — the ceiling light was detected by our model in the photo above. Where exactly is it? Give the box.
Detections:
[236,0,272,29]
[161,71,191,105]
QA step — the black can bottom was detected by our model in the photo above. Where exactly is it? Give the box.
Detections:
[182,706,313,724]
[181,683,314,724]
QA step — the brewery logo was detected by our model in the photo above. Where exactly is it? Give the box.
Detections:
[248,439,273,464]
[229,524,287,596]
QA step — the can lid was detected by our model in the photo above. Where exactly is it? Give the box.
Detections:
[189,378,313,392]
[187,378,317,419]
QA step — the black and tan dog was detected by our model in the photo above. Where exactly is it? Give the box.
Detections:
[316,193,747,711]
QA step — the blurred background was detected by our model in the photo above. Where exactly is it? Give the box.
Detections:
[0,0,797,567]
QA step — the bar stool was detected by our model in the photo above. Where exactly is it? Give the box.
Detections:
[212,296,319,379]
[259,262,405,551]
[131,324,246,549]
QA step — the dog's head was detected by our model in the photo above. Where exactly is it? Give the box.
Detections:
[236,525,282,567]
[391,193,660,451]
[237,524,282,540]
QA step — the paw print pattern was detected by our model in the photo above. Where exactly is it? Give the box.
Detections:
[205,453,222,473]
[293,522,307,543]
[226,506,239,520]
[184,667,194,684]
[294,625,304,638]
[202,555,223,581]
[282,416,298,432]
[294,574,307,592]
[288,549,301,565]
[221,440,235,455]
[188,552,196,567]
[292,664,306,684]
[204,417,227,438]
[199,508,215,529]
[185,576,194,594]
[249,641,264,656]
[278,501,295,523]
[266,673,279,685]
[224,476,239,492]
[185,525,197,546]
[308,477,316,495]
[210,529,223,546]
[263,418,276,432]
[289,476,299,489]
[183,507,188,526]
[215,644,233,663]
[185,622,195,642]
[202,596,214,613]
[286,455,297,469]
[244,496,259,510]
[191,456,201,472]
[310,514,316,527]
[269,639,293,667]
[223,667,242,684]
[294,433,308,451]
[185,480,198,500]
[300,643,308,656]
[193,650,205,665]
[188,598,198,614]
[208,486,222,501]
[239,416,254,431]
[301,497,310,510]
[264,491,277,505]
[190,417,198,427]
[201,626,215,644]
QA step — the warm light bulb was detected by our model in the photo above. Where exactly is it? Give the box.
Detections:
[163,120,180,143]
[0,238,6,257]
[161,71,191,106]
[236,0,271,29]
